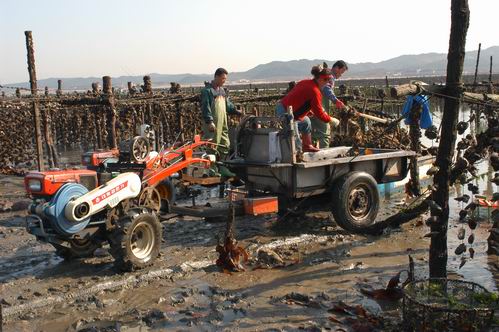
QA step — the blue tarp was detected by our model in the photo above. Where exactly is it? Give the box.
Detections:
[402,95,432,129]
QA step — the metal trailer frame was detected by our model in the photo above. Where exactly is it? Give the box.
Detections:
[226,115,416,199]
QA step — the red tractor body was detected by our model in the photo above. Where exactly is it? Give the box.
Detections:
[81,149,119,168]
[24,169,98,198]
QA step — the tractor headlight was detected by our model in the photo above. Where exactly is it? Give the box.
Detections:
[28,179,42,192]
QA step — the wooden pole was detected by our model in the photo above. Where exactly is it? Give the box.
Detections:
[127,81,134,95]
[25,31,38,96]
[145,102,152,125]
[94,108,103,149]
[429,0,469,279]
[409,104,422,196]
[489,56,493,84]
[472,43,481,92]
[25,31,44,171]
[103,76,117,149]
[175,101,185,142]
[41,108,52,168]
[143,75,152,95]
[42,106,58,168]
[56,79,62,97]
[91,82,99,95]
[102,76,112,95]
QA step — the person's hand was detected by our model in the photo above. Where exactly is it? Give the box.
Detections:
[335,99,345,109]
[208,122,216,132]
[329,117,340,129]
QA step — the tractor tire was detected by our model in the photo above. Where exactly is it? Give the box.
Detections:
[157,178,176,213]
[109,208,162,271]
[52,238,101,260]
[331,172,380,233]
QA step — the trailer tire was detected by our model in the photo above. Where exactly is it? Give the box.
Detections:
[109,208,162,271]
[331,172,379,233]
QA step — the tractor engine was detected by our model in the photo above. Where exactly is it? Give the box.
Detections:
[25,169,98,199]
[27,172,141,236]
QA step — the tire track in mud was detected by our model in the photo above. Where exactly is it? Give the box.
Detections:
[0,252,58,283]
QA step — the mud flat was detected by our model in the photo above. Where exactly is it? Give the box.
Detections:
[0,172,497,331]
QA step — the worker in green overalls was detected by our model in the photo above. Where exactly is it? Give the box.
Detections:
[201,68,242,177]
[311,60,348,148]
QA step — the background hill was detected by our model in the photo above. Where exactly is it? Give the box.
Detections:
[6,46,498,90]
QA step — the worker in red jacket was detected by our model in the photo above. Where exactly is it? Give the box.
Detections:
[276,65,338,152]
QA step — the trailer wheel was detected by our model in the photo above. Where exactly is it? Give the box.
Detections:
[52,238,101,260]
[331,172,379,233]
[109,208,162,271]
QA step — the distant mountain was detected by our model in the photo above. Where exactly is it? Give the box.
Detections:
[6,46,498,90]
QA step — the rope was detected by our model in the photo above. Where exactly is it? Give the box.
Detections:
[426,90,499,109]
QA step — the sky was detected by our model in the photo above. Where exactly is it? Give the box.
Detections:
[1,0,498,84]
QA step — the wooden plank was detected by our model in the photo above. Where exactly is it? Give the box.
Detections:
[171,203,244,218]
[181,174,223,185]
[295,150,416,168]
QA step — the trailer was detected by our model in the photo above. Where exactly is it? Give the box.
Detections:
[226,115,416,233]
